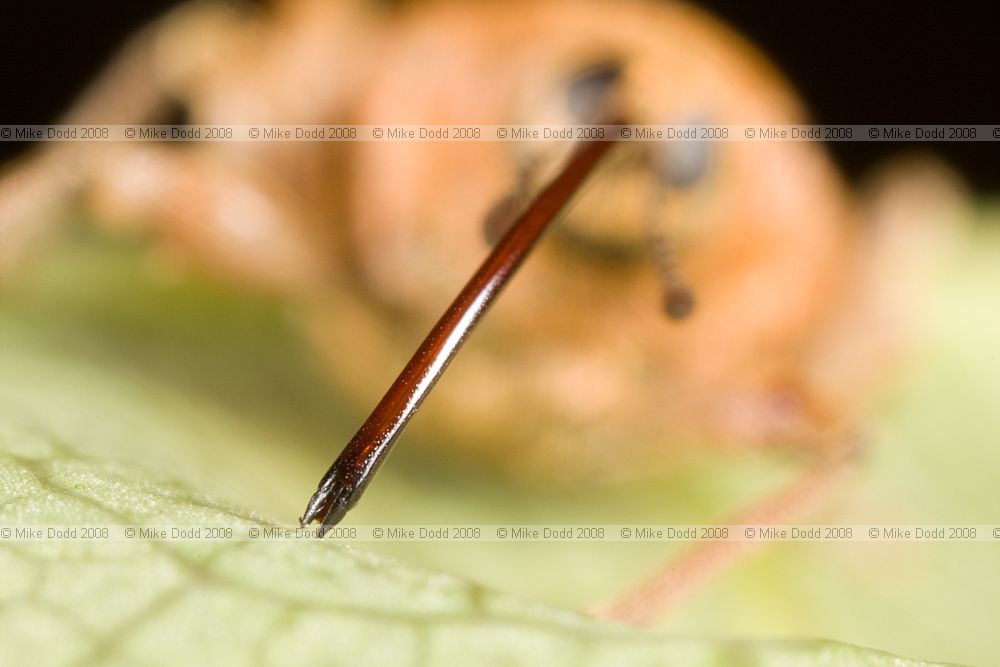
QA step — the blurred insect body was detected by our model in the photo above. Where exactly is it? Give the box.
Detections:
[0,0,964,621]
[0,0,951,472]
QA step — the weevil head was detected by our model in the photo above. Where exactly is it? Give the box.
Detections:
[331,0,866,479]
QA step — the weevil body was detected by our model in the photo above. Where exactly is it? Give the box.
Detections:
[0,0,960,482]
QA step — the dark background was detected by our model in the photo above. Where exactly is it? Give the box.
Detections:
[1,1,996,192]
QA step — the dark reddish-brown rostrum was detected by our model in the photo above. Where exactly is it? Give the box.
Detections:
[301,124,622,533]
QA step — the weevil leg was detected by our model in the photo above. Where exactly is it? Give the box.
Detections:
[0,11,182,274]
[0,1,261,276]
[594,428,863,626]
[80,141,334,295]
[595,157,967,626]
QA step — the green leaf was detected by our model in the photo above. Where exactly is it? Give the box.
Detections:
[0,417,947,666]
[0,236,955,666]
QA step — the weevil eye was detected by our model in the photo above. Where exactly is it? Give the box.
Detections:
[162,96,192,127]
[653,130,712,188]
[566,58,625,120]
